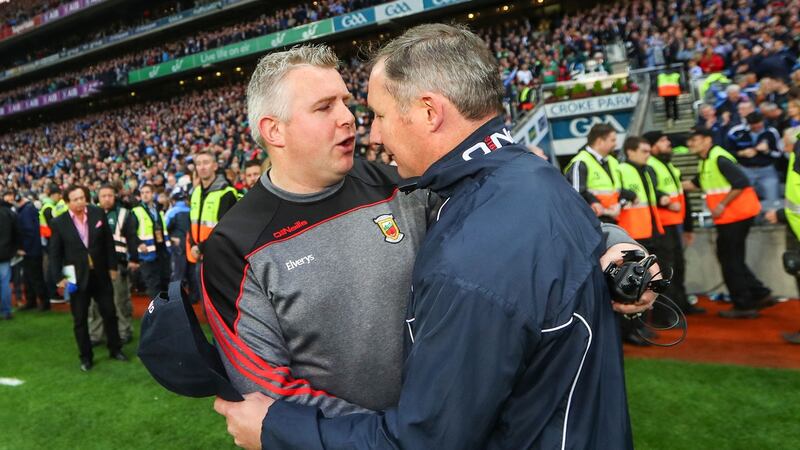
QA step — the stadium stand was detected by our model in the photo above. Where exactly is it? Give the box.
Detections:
[0,0,798,192]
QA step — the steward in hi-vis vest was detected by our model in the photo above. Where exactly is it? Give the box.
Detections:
[186,152,239,264]
[643,130,704,316]
[39,184,66,302]
[684,127,771,319]
[89,185,137,344]
[657,72,681,125]
[767,131,800,344]
[564,124,637,224]
[657,72,681,97]
[39,184,67,246]
[618,137,665,241]
[129,184,171,300]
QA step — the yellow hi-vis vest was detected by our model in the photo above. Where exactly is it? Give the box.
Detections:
[564,149,622,209]
[38,198,55,238]
[617,162,665,239]
[784,151,800,240]
[698,146,761,225]
[187,185,239,263]
[647,157,686,226]
[131,205,170,262]
[53,199,68,217]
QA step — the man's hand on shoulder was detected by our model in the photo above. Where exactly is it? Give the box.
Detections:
[214,392,275,450]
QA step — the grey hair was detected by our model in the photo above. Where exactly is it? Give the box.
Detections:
[371,23,504,120]
[759,102,778,111]
[726,84,741,94]
[246,45,340,149]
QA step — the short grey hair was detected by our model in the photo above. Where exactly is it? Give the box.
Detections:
[726,84,741,94]
[247,45,340,149]
[699,103,715,112]
[371,23,504,120]
[759,102,778,111]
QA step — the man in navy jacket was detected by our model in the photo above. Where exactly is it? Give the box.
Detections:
[215,25,642,449]
[16,192,48,310]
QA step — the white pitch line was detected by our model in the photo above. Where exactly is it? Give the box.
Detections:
[0,377,25,387]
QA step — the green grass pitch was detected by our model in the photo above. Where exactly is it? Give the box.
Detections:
[1,311,799,449]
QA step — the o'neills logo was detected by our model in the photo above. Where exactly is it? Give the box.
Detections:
[461,128,515,161]
[273,220,308,239]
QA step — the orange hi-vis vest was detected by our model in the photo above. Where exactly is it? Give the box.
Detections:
[617,162,665,240]
[657,73,681,97]
[564,149,622,209]
[698,146,761,225]
[647,156,686,226]
[187,181,239,263]
[38,198,55,238]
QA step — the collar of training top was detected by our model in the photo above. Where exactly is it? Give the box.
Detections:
[417,116,514,195]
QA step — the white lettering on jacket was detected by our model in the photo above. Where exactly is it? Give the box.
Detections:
[285,254,315,271]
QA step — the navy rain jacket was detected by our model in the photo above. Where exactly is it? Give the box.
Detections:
[261,117,633,449]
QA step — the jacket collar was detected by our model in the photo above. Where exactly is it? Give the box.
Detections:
[204,174,230,192]
[416,116,516,195]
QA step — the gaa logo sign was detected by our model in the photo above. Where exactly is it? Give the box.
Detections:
[384,2,413,17]
[341,12,370,28]
[568,114,625,137]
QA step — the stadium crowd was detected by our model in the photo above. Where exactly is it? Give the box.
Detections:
[1,1,217,72]
[1,0,61,28]
[1,0,383,106]
[0,0,796,183]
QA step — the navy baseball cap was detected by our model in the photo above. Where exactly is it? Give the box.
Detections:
[138,282,243,402]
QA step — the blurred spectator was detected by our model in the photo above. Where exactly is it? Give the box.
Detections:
[726,111,784,208]
[15,191,48,311]
[0,192,19,319]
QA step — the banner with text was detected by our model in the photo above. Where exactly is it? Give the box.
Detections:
[128,19,335,83]
[5,0,108,40]
[544,92,638,155]
[0,0,252,82]
[0,81,102,117]
[129,0,470,84]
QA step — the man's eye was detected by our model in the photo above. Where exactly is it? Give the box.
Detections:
[317,104,330,111]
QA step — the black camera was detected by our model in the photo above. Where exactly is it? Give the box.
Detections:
[604,250,669,304]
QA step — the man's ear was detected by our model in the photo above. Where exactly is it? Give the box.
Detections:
[420,93,445,133]
[259,116,286,149]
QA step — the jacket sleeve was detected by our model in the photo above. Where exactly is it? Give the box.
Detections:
[123,210,138,263]
[43,208,54,226]
[766,127,783,158]
[619,188,638,204]
[716,158,750,189]
[645,166,669,203]
[601,223,645,252]
[217,191,239,220]
[127,212,141,263]
[11,211,21,251]
[198,191,238,255]
[683,193,694,232]
[565,160,601,205]
[201,229,368,418]
[103,212,116,271]
[261,274,528,450]
[49,220,64,284]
